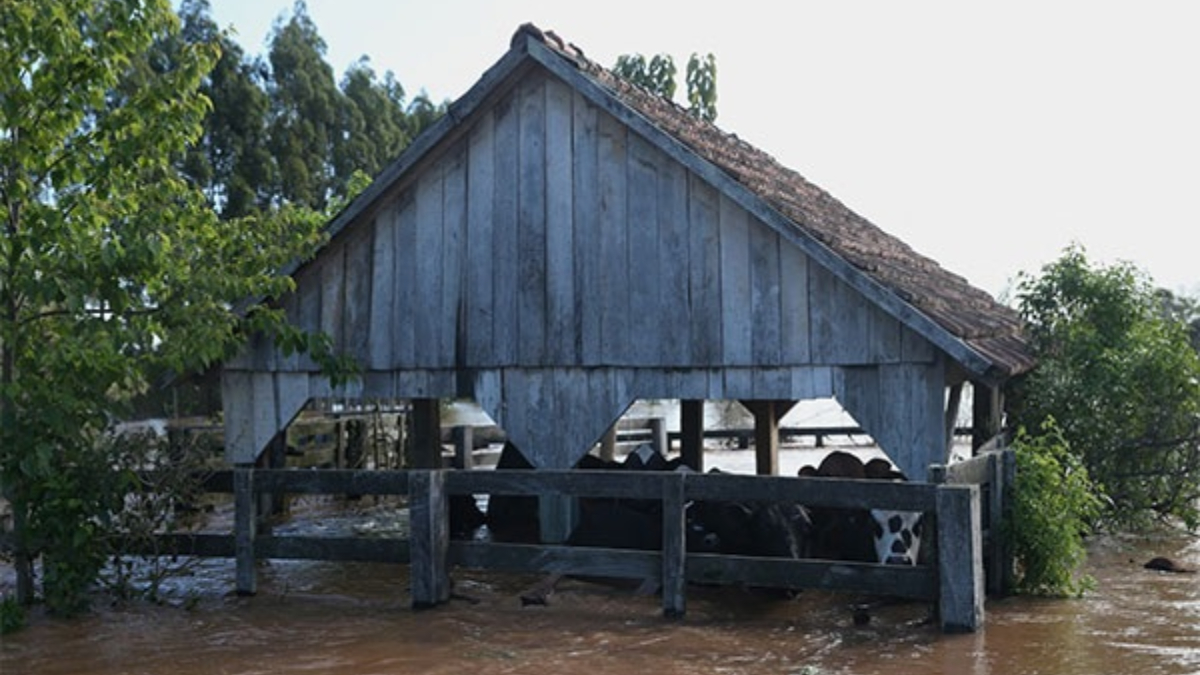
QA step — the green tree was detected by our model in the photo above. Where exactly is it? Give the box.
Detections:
[266,0,344,210]
[613,52,718,121]
[1010,245,1200,528]
[334,58,411,193]
[0,0,335,614]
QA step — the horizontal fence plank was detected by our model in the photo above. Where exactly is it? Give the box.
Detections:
[257,536,410,563]
[194,469,938,513]
[686,553,936,600]
[129,533,410,563]
[255,470,411,495]
[450,541,660,579]
[446,469,671,500]
[683,472,937,512]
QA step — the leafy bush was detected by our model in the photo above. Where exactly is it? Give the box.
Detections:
[1007,420,1103,596]
[1011,245,1200,527]
[0,594,24,635]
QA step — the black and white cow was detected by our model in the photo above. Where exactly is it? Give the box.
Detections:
[800,451,925,566]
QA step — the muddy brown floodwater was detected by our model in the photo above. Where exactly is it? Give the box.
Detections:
[3,445,1199,675]
[3,528,1198,674]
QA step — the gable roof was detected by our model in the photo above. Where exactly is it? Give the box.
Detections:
[320,23,1034,384]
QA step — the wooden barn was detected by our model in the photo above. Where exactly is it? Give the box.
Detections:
[216,23,1034,630]
[224,22,1032,478]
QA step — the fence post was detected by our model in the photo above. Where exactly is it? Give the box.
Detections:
[452,426,474,469]
[661,472,687,618]
[649,417,669,456]
[409,469,450,608]
[936,483,983,633]
[999,449,1017,596]
[234,465,257,596]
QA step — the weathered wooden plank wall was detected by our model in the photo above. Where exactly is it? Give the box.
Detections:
[223,69,949,468]
[239,70,935,376]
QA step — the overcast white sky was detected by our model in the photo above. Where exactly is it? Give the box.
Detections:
[206,0,1200,299]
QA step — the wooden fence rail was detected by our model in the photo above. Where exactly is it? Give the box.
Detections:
[137,466,986,633]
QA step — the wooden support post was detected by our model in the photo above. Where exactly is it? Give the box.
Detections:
[599,425,617,461]
[680,399,704,472]
[452,426,474,469]
[944,382,964,462]
[936,483,983,633]
[410,398,442,469]
[649,416,669,456]
[234,465,257,596]
[409,470,450,608]
[972,382,1003,453]
[745,400,793,476]
[661,472,687,618]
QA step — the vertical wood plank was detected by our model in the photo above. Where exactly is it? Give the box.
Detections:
[627,136,660,366]
[573,91,601,365]
[368,205,397,370]
[719,195,751,365]
[597,112,629,364]
[688,177,722,365]
[294,262,322,372]
[344,227,374,363]
[492,94,520,365]
[414,168,445,366]
[517,79,548,365]
[749,227,782,365]
[465,115,496,366]
[545,78,576,364]
[392,195,418,368]
[320,243,346,352]
[659,159,691,367]
[779,244,811,364]
[409,470,450,608]
[442,148,467,368]
[936,484,983,633]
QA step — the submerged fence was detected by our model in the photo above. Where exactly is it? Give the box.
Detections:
[137,456,1016,634]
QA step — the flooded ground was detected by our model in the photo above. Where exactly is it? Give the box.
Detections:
[3,446,1199,675]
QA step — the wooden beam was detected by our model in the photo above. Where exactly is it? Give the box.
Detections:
[680,399,704,472]
[409,398,442,469]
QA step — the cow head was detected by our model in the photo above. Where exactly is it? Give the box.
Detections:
[869,509,924,565]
